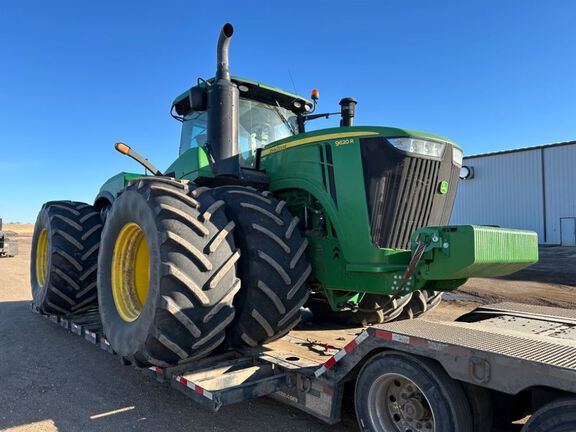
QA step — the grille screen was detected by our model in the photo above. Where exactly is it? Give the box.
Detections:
[360,137,459,249]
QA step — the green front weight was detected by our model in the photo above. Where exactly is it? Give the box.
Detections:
[412,225,539,281]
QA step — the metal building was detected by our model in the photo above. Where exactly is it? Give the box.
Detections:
[450,140,576,246]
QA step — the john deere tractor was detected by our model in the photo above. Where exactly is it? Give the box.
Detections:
[30,24,537,367]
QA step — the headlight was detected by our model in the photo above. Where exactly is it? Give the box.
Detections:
[452,147,463,166]
[388,138,445,159]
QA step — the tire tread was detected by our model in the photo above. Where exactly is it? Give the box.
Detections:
[213,186,311,347]
[30,201,102,315]
[98,179,240,366]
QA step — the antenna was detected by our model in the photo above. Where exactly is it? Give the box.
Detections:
[288,69,298,95]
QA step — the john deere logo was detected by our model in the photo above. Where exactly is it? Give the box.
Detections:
[439,181,449,194]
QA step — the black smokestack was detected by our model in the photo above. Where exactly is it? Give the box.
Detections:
[208,23,240,177]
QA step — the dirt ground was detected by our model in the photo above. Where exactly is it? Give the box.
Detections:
[1,224,574,431]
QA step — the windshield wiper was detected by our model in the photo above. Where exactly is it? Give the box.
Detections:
[273,100,297,135]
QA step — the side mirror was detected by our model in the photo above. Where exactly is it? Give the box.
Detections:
[189,87,208,111]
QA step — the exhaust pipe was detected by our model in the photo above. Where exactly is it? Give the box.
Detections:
[216,23,233,81]
[208,23,240,177]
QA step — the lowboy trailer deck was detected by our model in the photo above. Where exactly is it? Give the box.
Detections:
[32,301,576,431]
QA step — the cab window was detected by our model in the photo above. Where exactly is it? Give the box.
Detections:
[179,98,298,168]
[179,111,207,155]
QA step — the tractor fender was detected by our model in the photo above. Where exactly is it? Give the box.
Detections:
[96,172,145,210]
[94,190,114,211]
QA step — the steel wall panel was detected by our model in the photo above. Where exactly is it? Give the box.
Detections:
[450,149,545,242]
[543,144,576,244]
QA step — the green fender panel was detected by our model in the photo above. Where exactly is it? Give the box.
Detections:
[96,172,144,206]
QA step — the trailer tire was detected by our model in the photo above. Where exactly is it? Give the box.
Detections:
[521,398,576,432]
[307,293,412,326]
[399,289,443,320]
[98,178,240,367]
[355,351,473,432]
[462,383,494,432]
[212,186,311,347]
[30,201,102,315]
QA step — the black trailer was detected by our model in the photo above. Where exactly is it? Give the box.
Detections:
[32,301,576,432]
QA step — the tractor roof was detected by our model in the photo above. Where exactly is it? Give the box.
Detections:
[173,76,313,116]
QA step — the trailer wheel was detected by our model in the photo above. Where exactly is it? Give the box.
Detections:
[462,383,493,432]
[399,290,443,320]
[30,201,102,315]
[98,178,240,366]
[355,352,472,432]
[521,398,576,432]
[307,293,412,326]
[212,186,311,347]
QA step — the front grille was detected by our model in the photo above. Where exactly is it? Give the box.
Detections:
[387,157,441,248]
[360,137,459,249]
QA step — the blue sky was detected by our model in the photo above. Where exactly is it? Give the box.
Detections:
[1,1,575,222]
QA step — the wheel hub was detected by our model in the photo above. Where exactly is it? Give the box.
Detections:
[401,397,429,421]
[111,222,150,322]
[369,374,434,431]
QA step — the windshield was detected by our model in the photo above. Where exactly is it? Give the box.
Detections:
[179,98,298,167]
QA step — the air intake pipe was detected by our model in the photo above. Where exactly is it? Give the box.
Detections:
[207,23,240,177]
[339,97,357,127]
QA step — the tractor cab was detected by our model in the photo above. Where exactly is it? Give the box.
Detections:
[172,77,312,169]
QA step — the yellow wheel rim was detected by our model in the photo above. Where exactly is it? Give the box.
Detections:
[36,228,49,287]
[111,223,150,322]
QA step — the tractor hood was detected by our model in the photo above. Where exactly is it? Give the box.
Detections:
[260,126,460,158]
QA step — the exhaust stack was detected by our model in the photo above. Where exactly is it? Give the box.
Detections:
[207,23,240,177]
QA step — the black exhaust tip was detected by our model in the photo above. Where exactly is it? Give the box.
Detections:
[222,23,234,38]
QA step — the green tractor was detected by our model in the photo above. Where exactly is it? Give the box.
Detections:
[30,23,537,367]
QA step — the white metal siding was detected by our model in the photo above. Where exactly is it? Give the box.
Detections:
[450,149,545,242]
[543,145,576,244]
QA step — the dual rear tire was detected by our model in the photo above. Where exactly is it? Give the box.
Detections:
[97,181,310,365]
[30,201,102,315]
[32,179,312,367]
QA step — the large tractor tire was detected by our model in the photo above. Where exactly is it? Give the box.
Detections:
[30,201,102,315]
[97,178,240,367]
[212,186,311,347]
[307,293,413,326]
[399,290,443,320]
